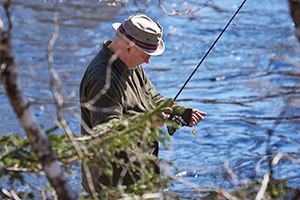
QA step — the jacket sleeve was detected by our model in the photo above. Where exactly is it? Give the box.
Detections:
[140,67,193,124]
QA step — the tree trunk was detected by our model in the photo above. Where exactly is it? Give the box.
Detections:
[0,2,76,200]
[288,0,300,42]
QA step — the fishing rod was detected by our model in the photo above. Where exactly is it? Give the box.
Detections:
[168,0,247,135]
[174,0,247,101]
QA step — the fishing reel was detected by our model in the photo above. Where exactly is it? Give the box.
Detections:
[167,115,188,135]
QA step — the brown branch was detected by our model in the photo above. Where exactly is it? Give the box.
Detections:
[290,188,300,200]
[288,0,300,42]
[158,0,213,17]
[0,1,75,200]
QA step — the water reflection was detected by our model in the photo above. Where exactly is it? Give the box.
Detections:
[1,0,300,196]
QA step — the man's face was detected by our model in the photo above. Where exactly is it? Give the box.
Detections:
[126,47,151,69]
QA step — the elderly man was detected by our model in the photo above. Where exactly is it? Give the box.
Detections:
[80,13,206,193]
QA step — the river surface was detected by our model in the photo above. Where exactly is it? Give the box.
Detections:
[1,0,300,198]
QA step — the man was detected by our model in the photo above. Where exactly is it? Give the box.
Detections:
[80,13,206,193]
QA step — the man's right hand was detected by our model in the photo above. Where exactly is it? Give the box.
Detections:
[153,107,173,127]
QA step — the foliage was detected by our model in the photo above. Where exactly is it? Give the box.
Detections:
[79,98,177,199]
[1,99,298,200]
[0,127,77,199]
[205,179,293,200]
[0,99,179,199]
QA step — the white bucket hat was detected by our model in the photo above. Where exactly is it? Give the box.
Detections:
[112,13,165,56]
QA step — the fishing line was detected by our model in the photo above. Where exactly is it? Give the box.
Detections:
[173,0,247,101]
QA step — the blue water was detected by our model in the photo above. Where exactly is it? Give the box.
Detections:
[1,0,300,198]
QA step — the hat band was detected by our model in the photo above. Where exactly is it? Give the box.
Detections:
[119,24,159,50]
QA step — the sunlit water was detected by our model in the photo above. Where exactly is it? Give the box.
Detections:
[1,0,300,197]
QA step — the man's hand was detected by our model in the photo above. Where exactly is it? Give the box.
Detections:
[189,109,207,127]
[153,107,173,127]
[153,108,206,128]
[152,112,170,127]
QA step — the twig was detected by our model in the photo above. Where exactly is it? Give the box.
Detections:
[117,192,163,200]
[158,0,213,17]
[5,166,42,173]
[224,160,240,185]
[271,55,300,68]
[46,2,103,199]
[272,152,300,166]
[0,186,21,200]
[255,171,271,200]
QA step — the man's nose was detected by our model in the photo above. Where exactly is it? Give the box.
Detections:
[144,55,151,63]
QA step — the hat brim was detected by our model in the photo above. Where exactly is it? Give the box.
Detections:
[112,22,165,56]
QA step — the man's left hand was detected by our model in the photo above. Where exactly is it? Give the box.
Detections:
[189,109,207,127]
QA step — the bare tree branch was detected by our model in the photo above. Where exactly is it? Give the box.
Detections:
[158,0,213,17]
[0,1,75,199]
[46,2,100,199]
[255,171,271,200]
[0,186,21,200]
[99,0,128,7]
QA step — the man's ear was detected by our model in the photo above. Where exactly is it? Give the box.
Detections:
[125,42,137,55]
[125,46,135,55]
[125,46,132,54]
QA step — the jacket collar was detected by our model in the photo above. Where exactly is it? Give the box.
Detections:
[102,40,133,77]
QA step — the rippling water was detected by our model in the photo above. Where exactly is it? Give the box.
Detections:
[1,0,300,197]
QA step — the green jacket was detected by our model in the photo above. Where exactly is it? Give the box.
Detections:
[80,40,192,192]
